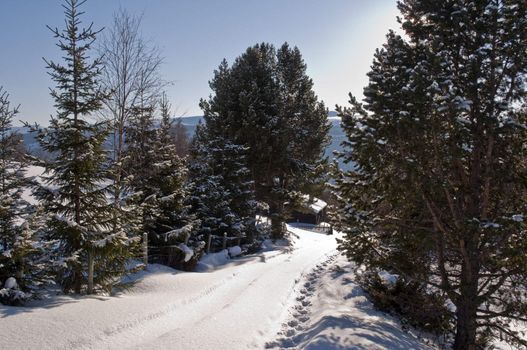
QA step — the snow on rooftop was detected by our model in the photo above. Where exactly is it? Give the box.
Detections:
[301,195,327,214]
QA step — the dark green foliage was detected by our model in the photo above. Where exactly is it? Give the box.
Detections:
[34,0,138,294]
[200,43,331,239]
[188,123,256,244]
[125,93,199,267]
[334,1,527,348]
[0,88,47,304]
[359,272,453,337]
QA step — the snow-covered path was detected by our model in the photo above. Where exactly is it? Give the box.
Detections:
[0,226,432,350]
[0,227,336,350]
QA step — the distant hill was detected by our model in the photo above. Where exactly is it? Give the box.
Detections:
[18,112,352,170]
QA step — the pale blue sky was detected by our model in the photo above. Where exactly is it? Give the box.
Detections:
[0,0,400,125]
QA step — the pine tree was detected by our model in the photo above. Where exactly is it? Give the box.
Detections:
[35,0,137,294]
[0,88,44,304]
[200,43,330,239]
[123,94,163,237]
[334,1,527,348]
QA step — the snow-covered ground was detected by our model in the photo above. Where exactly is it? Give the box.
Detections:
[266,239,434,349]
[0,226,432,350]
[21,165,45,205]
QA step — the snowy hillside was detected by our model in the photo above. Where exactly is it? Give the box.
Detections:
[0,226,431,350]
[16,114,351,170]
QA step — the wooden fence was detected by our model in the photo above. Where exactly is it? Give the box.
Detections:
[142,232,245,269]
[288,223,333,234]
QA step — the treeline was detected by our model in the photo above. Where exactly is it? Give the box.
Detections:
[0,0,329,303]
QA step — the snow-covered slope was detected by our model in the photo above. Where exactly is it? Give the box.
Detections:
[0,226,431,350]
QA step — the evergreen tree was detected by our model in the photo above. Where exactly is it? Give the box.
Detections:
[124,93,198,263]
[334,1,527,348]
[146,94,196,247]
[200,43,330,239]
[124,104,158,196]
[98,8,166,264]
[188,123,256,243]
[0,88,43,304]
[170,117,190,158]
[36,0,137,294]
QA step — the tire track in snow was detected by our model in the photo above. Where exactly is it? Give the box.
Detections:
[70,272,242,350]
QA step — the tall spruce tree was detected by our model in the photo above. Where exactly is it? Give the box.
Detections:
[334,1,527,348]
[98,8,165,259]
[146,94,196,247]
[0,88,42,304]
[123,93,197,264]
[200,43,330,239]
[123,104,158,196]
[36,0,137,294]
[188,123,256,243]
[170,117,190,157]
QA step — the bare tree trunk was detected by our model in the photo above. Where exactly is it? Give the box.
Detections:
[269,201,285,240]
[142,232,148,269]
[454,297,478,350]
[454,246,480,350]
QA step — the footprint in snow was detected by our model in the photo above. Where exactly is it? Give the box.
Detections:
[285,328,296,337]
[294,308,308,316]
[298,315,309,323]
[288,320,299,327]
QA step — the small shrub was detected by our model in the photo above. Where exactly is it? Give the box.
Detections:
[358,270,453,337]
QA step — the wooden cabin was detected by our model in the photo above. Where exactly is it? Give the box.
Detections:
[288,196,328,225]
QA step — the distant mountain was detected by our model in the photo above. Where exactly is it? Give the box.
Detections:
[18,112,352,170]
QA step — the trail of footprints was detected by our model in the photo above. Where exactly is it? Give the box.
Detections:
[268,253,338,348]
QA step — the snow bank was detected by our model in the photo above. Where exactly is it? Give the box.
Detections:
[3,277,17,289]
[21,166,45,205]
[195,249,230,271]
[228,245,242,257]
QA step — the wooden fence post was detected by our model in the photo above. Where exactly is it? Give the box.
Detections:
[222,232,227,250]
[143,232,148,269]
[207,234,212,254]
[87,250,94,294]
